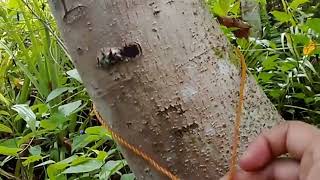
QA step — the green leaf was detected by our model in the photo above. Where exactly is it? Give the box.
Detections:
[93,150,109,161]
[290,0,309,10]
[40,113,68,130]
[305,97,314,104]
[47,156,78,179]
[303,60,319,76]
[262,55,279,70]
[99,160,127,179]
[34,160,55,168]
[271,11,292,24]
[14,60,45,97]
[280,62,296,72]
[0,110,10,116]
[0,146,21,156]
[29,145,41,156]
[269,89,284,99]
[258,72,274,82]
[212,2,226,16]
[72,134,101,153]
[0,93,10,107]
[12,104,37,132]
[47,163,68,180]
[218,0,234,15]
[121,173,136,180]
[0,6,7,21]
[0,123,12,133]
[0,138,19,148]
[17,130,48,147]
[85,126,111,138]
[32,103,49,115]
[62,159,104,174]
[22,155,42,166]
[46,87,75,103]
[7,0,19,9]
[70,156,89,166]
[0,40,13,58]
[293,93,306,99]
[306,18,320,34]
[58,100,82,116]
[229,1,240,15]
[40,119,58,130]
[61,155,79,164]
[66,69,82,83]
[292,34,309,45]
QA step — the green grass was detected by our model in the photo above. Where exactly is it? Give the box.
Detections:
[0,0,133,179]
[209,0,320,124]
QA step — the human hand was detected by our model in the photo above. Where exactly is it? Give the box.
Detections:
[220,121,320,180]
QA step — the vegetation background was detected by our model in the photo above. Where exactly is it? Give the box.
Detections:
[0,0,319,179]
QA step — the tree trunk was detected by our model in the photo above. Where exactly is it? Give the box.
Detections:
[49,0,283,179]
[241,0,262,38]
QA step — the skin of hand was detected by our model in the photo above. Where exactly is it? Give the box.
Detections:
[220,121,320,180]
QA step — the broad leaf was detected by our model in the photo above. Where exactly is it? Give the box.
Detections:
[46,87,75,102]
[34,160,55,168]
[29,145,41,156]
[306,18,320,35]
[0,123,12,133]
[72,134,100,153]
[40,119,59,131]
[0,146,21,156]
[86,126,111,138]
[62,159,104,174]
[290,0,309,10]
[0,138,19,148]
[46,156,78,180]
[58,100,82,116]
[293,93,306,99]
[22,155,42,166]
[99,160,127,179]
[66,69,82,83]
[96,151,109,161]
[121,173,136,180]
[271,11,292,24]
[70,156,89,166]
[0,93,10,107]
[12,104,37,132]
[258,72,274,82]
[40,113,68,130]
[47,163,68,180]
[262,55,279,70]
[292,34,309,45]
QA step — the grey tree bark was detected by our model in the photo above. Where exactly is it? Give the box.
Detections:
[241,0,262,38]
[49,0,283,179]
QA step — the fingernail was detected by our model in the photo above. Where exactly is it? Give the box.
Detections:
[219,175,228,180]
[219,171,231,180]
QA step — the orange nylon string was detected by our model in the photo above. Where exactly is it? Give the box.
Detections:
[92,105,179,180]
[228,48,247,180]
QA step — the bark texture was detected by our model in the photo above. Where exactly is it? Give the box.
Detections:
[241,0,262,38]
[49,0,283,179]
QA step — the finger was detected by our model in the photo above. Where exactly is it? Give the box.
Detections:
[220,158,299,180]
[240,121,319,171]
[306,161,320,180]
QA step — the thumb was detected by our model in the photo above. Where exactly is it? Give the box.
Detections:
[220,158,299,180]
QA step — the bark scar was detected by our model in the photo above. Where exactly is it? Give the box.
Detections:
[97,42,142,67]
[62,3,88,24]
[157,104,186,117]
[172,122,199,138]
